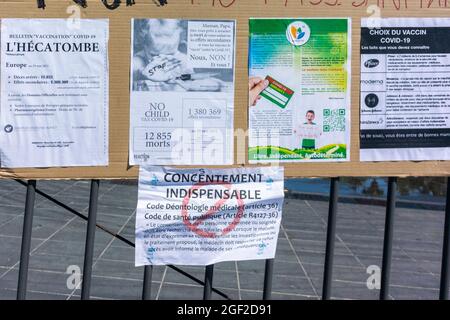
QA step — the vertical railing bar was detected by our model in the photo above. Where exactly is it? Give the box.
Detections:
[142,265,153,300]
[81,179,100,300]
[380,177,397,300]
[17,180,37,300]
[262,259,274,300]
[439,177,450,300]
[203,264,214,300]
[322,177,340,300]
[13,179,231,300]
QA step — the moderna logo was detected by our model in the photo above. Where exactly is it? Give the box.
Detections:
[364,59,380,68]
[286,21,311,46]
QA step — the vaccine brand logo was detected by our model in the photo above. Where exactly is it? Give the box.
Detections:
[286,21,311,46]
[364,59,380,68]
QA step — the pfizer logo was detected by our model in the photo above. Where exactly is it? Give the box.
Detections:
[286,21,311,46]
[364,59,380,69]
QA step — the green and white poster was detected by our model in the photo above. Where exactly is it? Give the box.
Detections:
[248,18,351,162]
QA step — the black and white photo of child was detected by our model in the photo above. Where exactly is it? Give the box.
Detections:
[132,19,234,92]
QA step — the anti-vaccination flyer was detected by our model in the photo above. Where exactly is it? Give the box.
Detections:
[0,19,109,168]
[248,18,351,163]
[129,19,236,166]
[360,18,450,161]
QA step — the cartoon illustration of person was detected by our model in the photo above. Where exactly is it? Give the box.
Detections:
[294,110,322,150]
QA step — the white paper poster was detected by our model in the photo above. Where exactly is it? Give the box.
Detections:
[135,166,284,266]
[361,18,450,161]
[0,19,109,168]
[129,19,235,166]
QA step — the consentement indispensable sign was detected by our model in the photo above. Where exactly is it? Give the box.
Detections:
[135,166,284,266]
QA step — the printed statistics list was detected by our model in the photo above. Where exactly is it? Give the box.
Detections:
[0,19,109,168]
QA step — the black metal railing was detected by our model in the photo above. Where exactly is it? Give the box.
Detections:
[11,176,450,300]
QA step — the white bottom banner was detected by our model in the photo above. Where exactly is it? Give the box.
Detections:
[135,166,284,266]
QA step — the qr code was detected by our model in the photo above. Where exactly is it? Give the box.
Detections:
[323,109,346,132]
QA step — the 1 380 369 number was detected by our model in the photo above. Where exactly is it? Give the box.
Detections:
[189,108,222,116]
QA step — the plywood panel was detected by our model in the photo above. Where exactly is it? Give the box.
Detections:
[0,0,449,178]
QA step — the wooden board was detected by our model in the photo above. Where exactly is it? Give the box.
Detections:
[0,0,449,179]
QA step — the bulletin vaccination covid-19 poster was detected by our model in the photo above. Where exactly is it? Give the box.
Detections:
[0,19,109,168]
[248,18,351,163]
